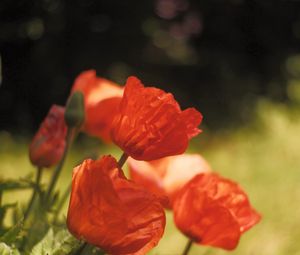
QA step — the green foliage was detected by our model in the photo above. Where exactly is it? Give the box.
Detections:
[1,99,299,255]
[76,244,105,255]
[47,191,60,211]
[28,228,105,255]
[28,227,105,255]
[0,221,23,245]
[0,204,16,229]
[24,210,49,252]
[150,100,300,255]
[0,243,20,255]
[0,179,32,192]
[31,228,81,255]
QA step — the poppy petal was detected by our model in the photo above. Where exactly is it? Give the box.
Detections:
[67,156,166,255]
[128,154,211,208]
[173,173,261,250]
[112,76,202,160]
[71,70,123,142]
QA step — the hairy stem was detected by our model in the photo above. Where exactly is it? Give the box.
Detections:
[45,129,73,204]
[73,242,88,255]
[53,183,71,223]
[118,153,128,168]
[24,167,43,221]
[182,239,193,255]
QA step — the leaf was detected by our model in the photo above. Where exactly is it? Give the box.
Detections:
[0,242,20,255]
[0,221,23,245]
[24,214,49,251]
[0,180,31,192]
[0,204,17,228]
[11,206,23,226]
[42,191,60,212]
[49,191,60,210]
[76,244,105,255]
[30,228,54,255]
[31,228,81,255]
[52,229,82,255]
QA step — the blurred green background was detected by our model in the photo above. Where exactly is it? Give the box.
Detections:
[2,100,300,254]
[1,0,300,254]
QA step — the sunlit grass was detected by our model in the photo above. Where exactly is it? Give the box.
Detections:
[1,99,300,255]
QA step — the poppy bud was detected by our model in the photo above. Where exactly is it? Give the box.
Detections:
[65,91,85,129]
[29,105,67,168]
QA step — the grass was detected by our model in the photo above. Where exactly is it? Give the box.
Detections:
[1,99,300,255]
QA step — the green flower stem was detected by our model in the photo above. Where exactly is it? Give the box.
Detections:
[182,239,193,255]
[24,167,43,221]
[53,183,71,223]
[118,153,128,168]
[73,242,88,255]
[45,128,74,204]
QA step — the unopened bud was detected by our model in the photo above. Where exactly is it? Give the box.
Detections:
[65,91,85,128]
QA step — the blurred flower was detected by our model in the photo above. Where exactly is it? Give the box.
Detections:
[71,70,123,142]
[67,156,166,255]
[111,76,202,161]
[128,153,211,208]
[29,105,67,168]
[173,173,261,250]
[155,0,189,20]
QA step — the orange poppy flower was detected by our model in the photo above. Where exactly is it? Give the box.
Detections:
[67,156,166,255]
[111,76,202,161]
[128,154,211,208]
[29,105,67,168]
[71,70,124,142]
[173,173,261,250]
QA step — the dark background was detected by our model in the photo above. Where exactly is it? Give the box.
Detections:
[1,0,300,134]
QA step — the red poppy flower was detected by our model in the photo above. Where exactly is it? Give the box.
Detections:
[111,76,202,161]
[71,70,124,142]
[67,156,166,255]
[29,105,67,168]
[128,154,211,208]
[173,173,261,250]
